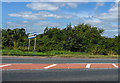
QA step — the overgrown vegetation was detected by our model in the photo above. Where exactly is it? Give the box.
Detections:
[2,23,119,56]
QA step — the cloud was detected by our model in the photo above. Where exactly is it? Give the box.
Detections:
[94,2,104,10]
[7,2,118,37]
[5,21,65,34]
[26,2,79,11]
[95,3,118,22]
[34,21,65,27]
[8,11,45,20]
[8,11,75,20]
[65,3,78,8]
[26,3,59,11]
[72,17,96,25]
[2,0,117,2]
[42,12,75,19]
[39,0,89,2]
[103,29,118,37]
[81,3,118,27]
[6,20,65,29]
[84,17,102,25]
[6,21,32,29]
[71,3,118,37]
[28,0,89,2]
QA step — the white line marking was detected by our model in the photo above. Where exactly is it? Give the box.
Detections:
[0,64,11,68]
[44,64,57,69]
[86,64,91,68]
[112,64,118,68]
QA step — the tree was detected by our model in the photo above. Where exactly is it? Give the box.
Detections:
[66,23,72,30]
[2,28,27,50]
[2,23,119,55]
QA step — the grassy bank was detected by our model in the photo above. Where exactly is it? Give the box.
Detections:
[1,50,118,58]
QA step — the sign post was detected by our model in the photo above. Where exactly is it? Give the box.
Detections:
[34,38,36,52]
[28,32,37,52]
[28,39,30,51]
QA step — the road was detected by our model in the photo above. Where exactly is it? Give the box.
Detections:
[1,57,119,81]
[2,57,118,63]
[2,69,118,81]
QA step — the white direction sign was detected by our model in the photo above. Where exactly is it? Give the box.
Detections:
[28,32,37,39]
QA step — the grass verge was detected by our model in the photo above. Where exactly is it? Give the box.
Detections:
[1,50,119,58]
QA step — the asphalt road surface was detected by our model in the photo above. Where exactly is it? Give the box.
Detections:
[1,57,119,81]
[2,69,118,81]
[2,57,118,63]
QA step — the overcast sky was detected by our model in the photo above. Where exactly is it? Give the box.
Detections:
[2,2,118,38]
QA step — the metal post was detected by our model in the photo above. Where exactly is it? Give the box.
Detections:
[34,38,36,52]
[28,39,30,51]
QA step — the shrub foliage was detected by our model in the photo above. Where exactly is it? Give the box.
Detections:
[2,24,119,55]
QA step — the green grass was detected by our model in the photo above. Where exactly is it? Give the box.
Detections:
[1,50,119,58]
[2,50,48,56]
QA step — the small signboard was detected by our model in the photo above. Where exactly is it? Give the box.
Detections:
[28,32,37,39]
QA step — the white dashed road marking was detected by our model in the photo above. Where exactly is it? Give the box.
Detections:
[112,64,118,68]
[0,64,11,68]
[44,64,57,69]
[86,64,91,68]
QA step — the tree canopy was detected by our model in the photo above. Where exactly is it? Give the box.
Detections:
[2,24,119,55]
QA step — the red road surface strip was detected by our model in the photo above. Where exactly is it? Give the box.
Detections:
[49,64,87,69]
[1,64,52,70]
[0,64,118,70]
[91,64,115,68]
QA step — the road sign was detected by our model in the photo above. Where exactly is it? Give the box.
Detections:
[28,32,37,52]
[28,32,36,39]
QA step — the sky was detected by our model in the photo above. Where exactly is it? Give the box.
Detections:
[2,2,118,38]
